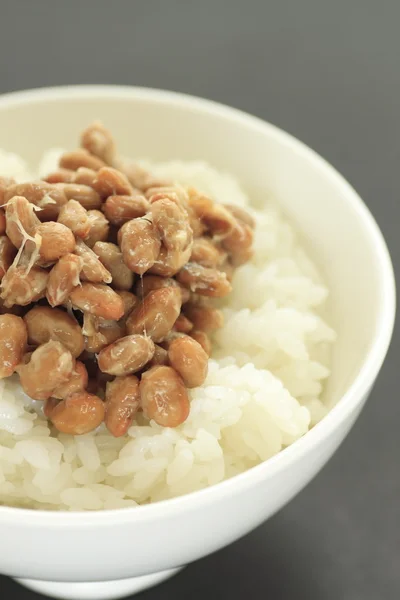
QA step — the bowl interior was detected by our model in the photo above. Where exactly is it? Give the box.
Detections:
[0,87,391,414]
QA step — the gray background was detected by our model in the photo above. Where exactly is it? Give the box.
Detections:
[0,1,398,598]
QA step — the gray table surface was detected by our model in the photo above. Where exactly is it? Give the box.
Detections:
[0,1,398,599]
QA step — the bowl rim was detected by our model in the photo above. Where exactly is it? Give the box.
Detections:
[0,84,395,526]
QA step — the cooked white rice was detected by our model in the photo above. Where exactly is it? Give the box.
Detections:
[0,152,336,511]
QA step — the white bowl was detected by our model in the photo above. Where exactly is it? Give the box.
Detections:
[0,86,395,600]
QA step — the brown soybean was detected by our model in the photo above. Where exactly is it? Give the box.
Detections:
[70,283,125,320]
[17,341,74,401]
[190,330,212,356]
[98,334,155,376]
[0,266,48,307]
[46,254,82,307]
[0,236,16,280]
[52,361,88,399]
[183,304,224,332]
[103,194,149,226]
[5,183,67,221]
[75,239,112,284]
[57,199,91,239]
[119,218,161,275]
[84,210,110,248]
[80,122,116,165]
[0,314,27,378]
[93,167,133,198]
[49,391,105,435]
[168,335,208,388]
[93,242,134,291]
[24,306,84,358]
[59,149,106,172]
[126,287,181,342]
[140,366,190,428]
[57,183,102,211]
[104,375,140,437]
[37,222,76,262]
[177,263,232,297]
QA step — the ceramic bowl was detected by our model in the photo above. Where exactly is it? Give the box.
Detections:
[0,86,395,600]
